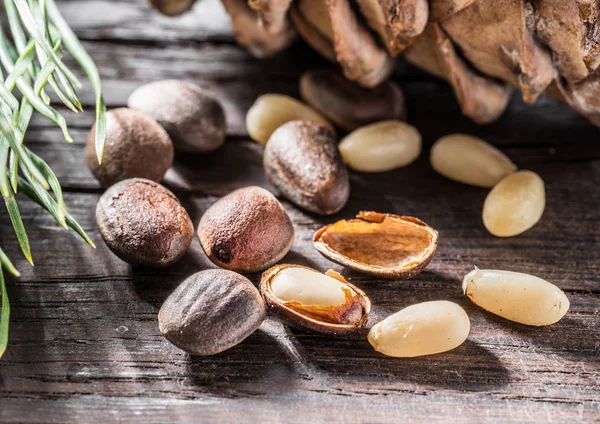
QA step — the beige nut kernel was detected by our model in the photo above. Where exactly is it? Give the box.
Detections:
[339,121,422,172]
[261,264,371,335]
[463,268,570,326]
[313,212,438,279]
[430,134,517,188]
[246,94,335,144]
[483,170,545,237]
[368,301,470,358]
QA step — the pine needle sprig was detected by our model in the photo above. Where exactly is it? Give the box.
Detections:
[0,0,106,359]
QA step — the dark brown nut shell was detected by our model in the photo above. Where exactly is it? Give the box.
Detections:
[260,264,371,335]
[85,108,174,188]
[300,69,407,132]
[313,211,439,279]
[96,178,193,267]
[127,80,226,154]
[148,0,197,16]
[198,186,294,273]
[264,120,350,215]
[159,269,266,355]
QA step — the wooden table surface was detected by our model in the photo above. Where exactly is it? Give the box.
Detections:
[1,1,599,422]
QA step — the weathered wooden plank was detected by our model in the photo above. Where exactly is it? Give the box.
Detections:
[56,0,235,43]
[1,1,599,422]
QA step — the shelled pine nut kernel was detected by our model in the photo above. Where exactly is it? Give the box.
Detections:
[246,94,335,144]
[368,301,470,357]
[339,121,422,172]
[483,170,545,237]
[463,268,569,326]
[430,134,517,188]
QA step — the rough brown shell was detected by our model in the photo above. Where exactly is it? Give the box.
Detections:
[96,178,193,267]
[85,108,174,188]
[264,120,349,215]
[148,0,197,16]
[198,186,294,273]
[313,211,439,279]
[300,69,406,131]
[159,269,266,355]
[260,264,371,335]
[127,80,226,154]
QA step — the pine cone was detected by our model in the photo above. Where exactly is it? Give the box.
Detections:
[152,0,600,127]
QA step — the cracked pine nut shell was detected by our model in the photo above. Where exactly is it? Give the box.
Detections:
[260,264,371,335]
[368,301,470,358]
[264,120,349,215]
[198,186,294,273]
[483,170,545,237]
[300,69,406,131]
[339,121,422,172]
[246,94,335,144]
[96,178,194,267]
[313,211,438,279]
[159,270,266,355]
[463,268,570,326]
[430,134,517,188]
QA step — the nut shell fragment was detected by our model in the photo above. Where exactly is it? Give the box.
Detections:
[261,264,371,334]
[314,212,438,279]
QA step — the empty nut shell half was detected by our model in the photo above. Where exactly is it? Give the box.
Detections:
[313,211,438,279]
[260,264,371,335]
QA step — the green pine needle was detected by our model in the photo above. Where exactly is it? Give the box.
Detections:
[0,266,10,359]
[0,0,107,357]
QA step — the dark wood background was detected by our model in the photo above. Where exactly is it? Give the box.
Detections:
[1,0,599,422]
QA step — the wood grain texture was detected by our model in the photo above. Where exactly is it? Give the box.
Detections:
[1,1,599,423]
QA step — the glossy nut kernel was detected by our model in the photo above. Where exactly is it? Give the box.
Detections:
[300,69,406,131]
[430,134,517,188]
[260,264,371,335]
[198,186,294,273]
[314,212,438,279]
[483,170,545,237]
[264,121,350,215]
[463,268,570,326]
[339,121,422,172]
[368,301,470,358]
[159,270,266,355]
[246,94,335,144]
